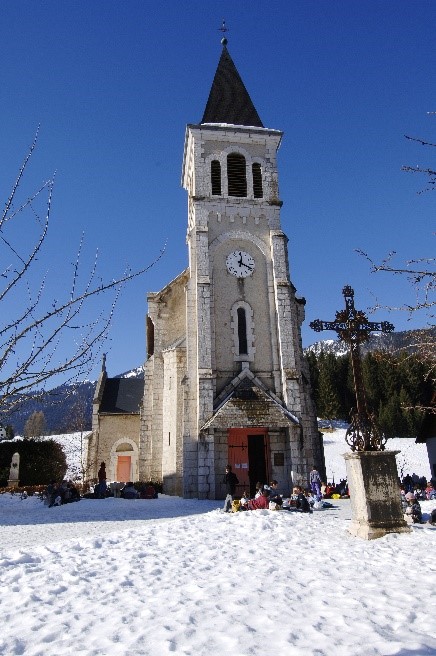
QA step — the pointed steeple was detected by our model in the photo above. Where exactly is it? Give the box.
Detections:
[201,42,264,128]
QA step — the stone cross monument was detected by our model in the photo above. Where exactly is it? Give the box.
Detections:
[310,286,411,539]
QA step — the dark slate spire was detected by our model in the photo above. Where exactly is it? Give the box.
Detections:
[201,42,264,127]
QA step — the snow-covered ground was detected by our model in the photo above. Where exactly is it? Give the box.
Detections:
[319,421,431,483]
[0,427,435,656]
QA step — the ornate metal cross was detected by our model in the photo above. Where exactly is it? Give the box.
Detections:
[310,285,395,451]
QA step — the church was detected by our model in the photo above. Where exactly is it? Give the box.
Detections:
[86,40,325,499]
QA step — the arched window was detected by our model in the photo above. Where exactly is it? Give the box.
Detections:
[211,160,221,195]
[227,153,247,197]
[231,301,255,362]
[237,308,248,355]
[252,163,263,198]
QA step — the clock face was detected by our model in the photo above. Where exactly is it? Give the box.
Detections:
[226,250,255,278]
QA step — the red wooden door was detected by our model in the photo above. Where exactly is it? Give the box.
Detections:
[116,456,131,482]
[228,428,270,497]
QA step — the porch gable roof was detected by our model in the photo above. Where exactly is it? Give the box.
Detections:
[200,368,299,431]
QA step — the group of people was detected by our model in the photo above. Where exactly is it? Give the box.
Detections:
[401,489,436,525]
[399,473,436,525]
[223,465,329,513]
[45,480,80,507]
[401,474,436,501]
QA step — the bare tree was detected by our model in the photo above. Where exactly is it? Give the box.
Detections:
[357,118,435,398]
[402,113,436,194]
[0,131,163,416]
[64,395,91,481]
[24,410,46,440]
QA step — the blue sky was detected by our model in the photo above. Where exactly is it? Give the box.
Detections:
[1,0,434,380]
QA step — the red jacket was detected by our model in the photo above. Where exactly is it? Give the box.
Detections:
[248,495,269,510]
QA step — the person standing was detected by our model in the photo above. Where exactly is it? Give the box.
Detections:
[309,467,322,501]
[223,464,239,513]
[97,461,107,498]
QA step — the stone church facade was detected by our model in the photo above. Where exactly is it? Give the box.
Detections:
[87,42,325,498]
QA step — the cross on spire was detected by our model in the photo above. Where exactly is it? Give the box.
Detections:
[310,286,395,451]
[219,19,229,45]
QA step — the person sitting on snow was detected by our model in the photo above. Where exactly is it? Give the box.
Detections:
[254,481,265,498]
[294,486,312,513]
[404,492,422,524]
[265,480,283,506]
[247,490,270,510]
[121,482,139,499]
[239,491,250,509]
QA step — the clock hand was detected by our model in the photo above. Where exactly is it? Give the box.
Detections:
[241,262,253,270]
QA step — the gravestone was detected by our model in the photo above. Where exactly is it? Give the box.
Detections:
[8,452,20,488]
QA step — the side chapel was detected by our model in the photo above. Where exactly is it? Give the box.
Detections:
[87,40,325,498]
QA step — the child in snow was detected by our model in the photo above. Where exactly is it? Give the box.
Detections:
[404,493,422,524]
[294,486,312,513]
[265,480,283,506]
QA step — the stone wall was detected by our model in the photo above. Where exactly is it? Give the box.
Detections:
[91,414,140,482]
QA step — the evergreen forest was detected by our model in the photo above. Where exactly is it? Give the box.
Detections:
[305,350,434,438]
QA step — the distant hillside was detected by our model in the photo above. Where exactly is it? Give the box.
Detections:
[2,367,144,437]
[305,327,436,358]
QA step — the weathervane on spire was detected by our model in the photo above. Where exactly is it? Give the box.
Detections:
[219,19,229,46]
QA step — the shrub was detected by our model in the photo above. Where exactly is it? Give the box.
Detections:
[0,440,67,486]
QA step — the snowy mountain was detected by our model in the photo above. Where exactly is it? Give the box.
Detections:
[2,367,144,436]
[305,326,436,357]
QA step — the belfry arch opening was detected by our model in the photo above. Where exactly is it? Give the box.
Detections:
[211,160,222,195]
[252,163,263,198]
[227,153,247,197]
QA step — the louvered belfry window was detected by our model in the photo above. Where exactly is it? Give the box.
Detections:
[211,160,221,195]
[252,163,263,198]
[237,308,248,355]
[227,153,247,197]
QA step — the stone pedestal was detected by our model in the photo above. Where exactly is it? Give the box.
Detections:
[7,479,19,489]
[344,450,411,540]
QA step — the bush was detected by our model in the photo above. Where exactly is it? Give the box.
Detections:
[0,440,67,486]
[0,484,46,497]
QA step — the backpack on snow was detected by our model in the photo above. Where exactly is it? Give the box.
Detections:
[231,499,241,512]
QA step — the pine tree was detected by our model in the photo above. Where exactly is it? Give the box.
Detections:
[317,354,341,425]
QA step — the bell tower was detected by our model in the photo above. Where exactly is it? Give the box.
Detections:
[180,39,324,498]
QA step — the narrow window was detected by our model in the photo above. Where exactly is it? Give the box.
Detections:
[211,160,221,195]
[227,153,247,197]
[237,308,248,355]
[146,316,154,357]
[168,432,171,447]
[252,163,263,198]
